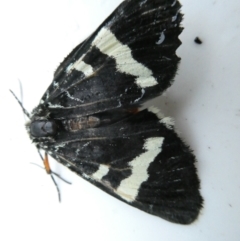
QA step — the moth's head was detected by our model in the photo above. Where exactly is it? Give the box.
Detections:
[9,90,57,141]
[28,119,58,138]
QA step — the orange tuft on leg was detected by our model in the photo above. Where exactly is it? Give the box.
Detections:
[43,153,51,174]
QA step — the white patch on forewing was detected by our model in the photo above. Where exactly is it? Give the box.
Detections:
[66,54,94,76]
[156,31,165,45]
[66,63,73,72]
[148,106,174,129]
[140,0,147,7]
[83,142,90,147]
[75,148,80,156]
[65,90,84,103]
[54,143,66,152]
[171,0,177,7]
[53,81,59,88]
[133,89,145,103]
[92,164,109,180]
[148,106,164,119]
[91,27,158,88]
[46,91,49,100]
[48,102,64,108]
[160,117,175,129]
[115,137,164,202]
[65,90,75,100]
[172,11,179,22]
[135,76,158,88]
[82,173,91,180]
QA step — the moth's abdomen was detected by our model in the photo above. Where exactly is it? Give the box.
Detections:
[63,116,100,132]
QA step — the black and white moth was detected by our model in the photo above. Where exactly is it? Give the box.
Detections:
[15,0,203,224]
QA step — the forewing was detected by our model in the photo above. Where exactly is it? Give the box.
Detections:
[38,0,182,118]
[42,109,202,224]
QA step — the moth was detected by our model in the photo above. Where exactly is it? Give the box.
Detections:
[13,0,203,224]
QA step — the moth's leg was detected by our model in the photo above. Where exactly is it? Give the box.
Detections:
[37,149,54,174]
[43,152,51,174]
[37,151,71,202]
[41,152,61,202]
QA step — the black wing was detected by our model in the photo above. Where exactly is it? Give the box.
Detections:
[35,0,182,119]
[39,108,202,224]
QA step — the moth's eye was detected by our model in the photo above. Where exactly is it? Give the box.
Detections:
[30,120,57,137]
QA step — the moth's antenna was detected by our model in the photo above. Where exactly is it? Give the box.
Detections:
[18,79,24,107]
[17,79,27,121]
[9,89,31,119]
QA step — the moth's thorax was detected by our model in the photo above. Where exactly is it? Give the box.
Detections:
[27,115,102,141]
[63,116,100,132]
